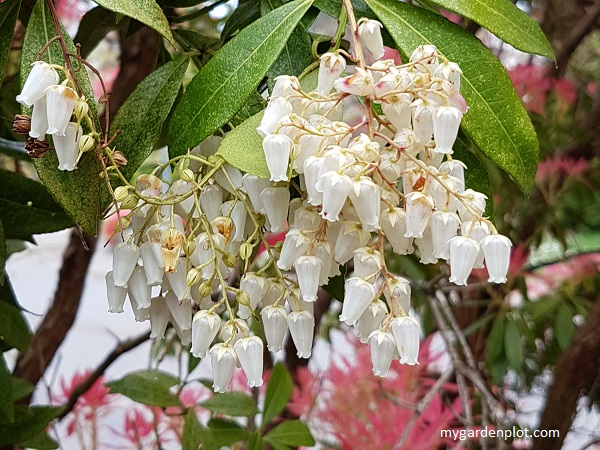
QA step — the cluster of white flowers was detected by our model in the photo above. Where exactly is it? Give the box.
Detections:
[99,18,512,391]
[17,61,94,170]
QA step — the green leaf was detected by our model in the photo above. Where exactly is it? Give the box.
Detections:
[221,0,261,43]
[91,0,174,44]
[0,356,14,424]
[182,409,205,450]
[17,429,58,449]
[248,431,265,450]
[0,300,31,353]
[262,363,293,427]
[264,420,315,447]
[426,0,554,60]
[168,0,314,157]
[12,377,34,402]
[216,111,269,179]
[106,370,181,407]
[206,418,250,446]
[0,169,73,240]
[504,319,524,370]
[261,0,314,93]
[323,265,345,301]
[111,56,189,182]
[267,443,292,450]
[365,0,539,193]
[0,0,20,87]
[0,220,6,285]
[0,406,61,446]
[554,303,575,351]
[486,315,505,362]
[74,7,128,58]
[21,0,103,235]
[201,392,259,417]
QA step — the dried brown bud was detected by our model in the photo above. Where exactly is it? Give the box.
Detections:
[105,150,128,170]
[25,137,49,158]
[12,114,31,135]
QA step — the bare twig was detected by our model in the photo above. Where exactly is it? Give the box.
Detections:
[556,0,600,75]
[58,331,150,420]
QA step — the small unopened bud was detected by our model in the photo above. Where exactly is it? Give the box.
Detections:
[115,216,131,232]
[79,134,95,153]
[120,194,138,210]
[180,168,195,182]
[239,242,253,261]
[113,186,130,201]
[187,268,201,287]
[222,252,236,268]
[177,159,189,173]
[183,239,196,256]
[199,280,213,298]
[237,290,251,307]
[73,99,89,121]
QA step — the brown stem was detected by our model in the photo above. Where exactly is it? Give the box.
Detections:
[58,331,150,420]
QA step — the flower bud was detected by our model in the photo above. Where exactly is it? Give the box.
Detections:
[198,280,214,299]
[114,186,130,201]
[358,19,385,60]
[120,195,138,210]
[180,168,195,183]
[239,242,253,261]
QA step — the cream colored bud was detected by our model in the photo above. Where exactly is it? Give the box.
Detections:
[114,186,130,201]
[73,99,89,121]
[187,268,201,287]
[178,159,189,173]
[183,239,196,256]
[115,216,130,232]
[180,169,195,182]
[239,242,253,261]
[199,280,213,298]
[120,194,138,210]
[222,252,236,268]
[237,290,251,307]
[78,134,95,153]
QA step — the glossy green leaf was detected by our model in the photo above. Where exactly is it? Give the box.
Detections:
[323,266,345,301]
[111,57,189,182]
[426,0,554,60]
[0,300,31,353]
[91,0,174,44]
[264,420,315,447]
[206,419,250,446]
[0,0,20,87]
[0,406,61,446]
[201,392,259,417]
[21,0,103,235]
[366,0,539,193]
[182,410,204,450]
[504,319,524,370]
[12,377,34,402]
[74,7,128,58]
[106,370,181,407]
[221,0,261,43]
[486,315,505,362]
[261,0,314,93]
[248,432,265,450]
[0,356,13,424]
[262,363,293,427]
[0,170,73,240]
[16,430,58,449]
[216,111,269,179]
[554,303,575,351]
[168,0,314,157]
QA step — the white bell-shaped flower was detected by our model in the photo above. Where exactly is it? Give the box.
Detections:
[140,242,163,286]
[404,191,434,238]
[381,207,414,255]
[320,171,352,222]
[173,321,192,345]
[277,229,312,270]
[303,155,324,206]
[356,299,387,343]
[358,19,385,60]
[317,51,346,96]
[287,310,314,358]
[430,211,461,260]
[294,255,323,302]
[434,61,462,92]
[439,160,467,193]
[53,122,81,171]
[333,67,375,97]
[136,173,163,196]
[220,319,249,346]
[448,236,480,285]
[112,242,140,287]
[128,266,151,310]
[261,186,290,232]
[272,75,300,98]
[415,225,438,265]
[312,240,334,285]
[261,305,288,352]
[257,96,293,137]
[383,275,411,316]
[241,173,271,213]
[165,292,192,331]
[238,273,268,319]
[349,177,381,231]
[199,184,223,222]
[432,106,462,154]
[234,336,264,387]
[293,205,320,230]
[294,134,324,173]
[105,271,127,313]
[17,61,59,106]
[382,96,412,130]
[481,234,512,283]
[411,102,434,144]
[340,277,376,326]
[45,85,77,136]
[165,259,189,302]
[410,45,439,73]
[221,200,247,243]
[129,295,150,322]
[369,330,397,377]
[334,221,370,264]
[191,310,221,358]
[353,247,381,281]
[29,96,48,139]
[457,189,487,222]
[210,343,237,393]
[462,219,491,268]
[263,134,293,182]
[149,297,170,339]
[261,280,285,308]
[391,316,420,365]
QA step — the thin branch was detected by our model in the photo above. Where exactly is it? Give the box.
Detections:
[58,331,150,420]
[556,0,600,75]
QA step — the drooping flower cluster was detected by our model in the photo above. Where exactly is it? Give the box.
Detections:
[103,19,512,392]
[17,61,95,170]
